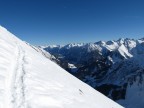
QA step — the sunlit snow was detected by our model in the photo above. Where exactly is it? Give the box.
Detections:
[0,26,123,108]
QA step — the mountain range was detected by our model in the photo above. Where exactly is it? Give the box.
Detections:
[41,37,144,108]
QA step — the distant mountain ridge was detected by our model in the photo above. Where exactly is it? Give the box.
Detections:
[41,37,144,108]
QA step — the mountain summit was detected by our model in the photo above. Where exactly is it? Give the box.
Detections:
[0,26,123,108]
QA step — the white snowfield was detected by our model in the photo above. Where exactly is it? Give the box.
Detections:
[0,26,123,108]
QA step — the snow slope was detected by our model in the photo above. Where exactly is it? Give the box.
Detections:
[0,26,123,108]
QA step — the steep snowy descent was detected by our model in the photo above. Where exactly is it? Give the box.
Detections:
[0,26,123,108]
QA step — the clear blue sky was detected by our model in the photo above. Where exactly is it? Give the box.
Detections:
[0,0,144,45]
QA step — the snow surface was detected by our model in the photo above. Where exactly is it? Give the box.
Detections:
[117,44,133,58]
[68,63,78,73]
[0,26,123,108]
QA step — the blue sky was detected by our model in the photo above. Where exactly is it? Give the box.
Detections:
[0,0,144,45]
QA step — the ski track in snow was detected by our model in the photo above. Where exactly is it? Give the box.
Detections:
[11,42,26,108]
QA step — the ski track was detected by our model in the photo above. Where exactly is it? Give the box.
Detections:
[11,42,26,108]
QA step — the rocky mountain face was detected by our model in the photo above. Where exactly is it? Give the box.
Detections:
[41,38,144,107]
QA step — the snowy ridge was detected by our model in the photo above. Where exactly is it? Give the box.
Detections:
[0,26,123,108]
[43,37,143,59]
